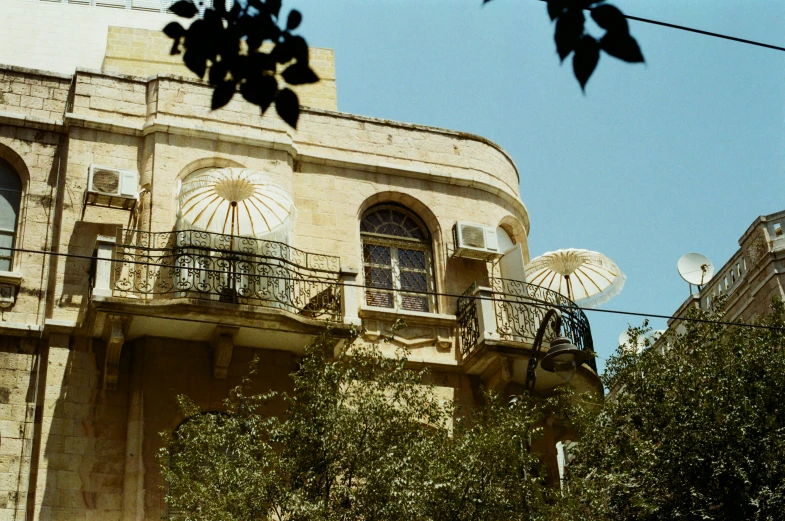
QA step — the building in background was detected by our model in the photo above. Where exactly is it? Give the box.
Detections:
[0,1,600,519]
[669,209,785,327]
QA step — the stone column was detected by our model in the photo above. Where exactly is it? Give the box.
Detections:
[340,267,361,326]
[92,235,117,298]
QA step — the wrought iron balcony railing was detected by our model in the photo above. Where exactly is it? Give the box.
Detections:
[105,229,343,320]
[458,278,596,372]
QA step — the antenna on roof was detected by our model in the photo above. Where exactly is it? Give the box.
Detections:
[677,253,715,295]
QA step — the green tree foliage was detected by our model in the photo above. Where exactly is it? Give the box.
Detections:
[558,299,785,521]
[160,329,568,521]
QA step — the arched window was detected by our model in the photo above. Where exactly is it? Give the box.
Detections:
[0,159,21,272]
[361,204,435,313]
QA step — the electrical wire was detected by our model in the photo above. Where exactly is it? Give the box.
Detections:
[10,246,785,332]
[534,0,785,52]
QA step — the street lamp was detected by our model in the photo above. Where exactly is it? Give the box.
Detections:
[524,308,591,392]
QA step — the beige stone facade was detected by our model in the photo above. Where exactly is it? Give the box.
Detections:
[0,3,601,520]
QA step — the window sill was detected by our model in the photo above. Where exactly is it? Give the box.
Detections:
[0,271,22,286]
[359,305,456,326]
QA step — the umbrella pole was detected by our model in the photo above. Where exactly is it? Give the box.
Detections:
[565,274,573,301]
[229,202,237,292]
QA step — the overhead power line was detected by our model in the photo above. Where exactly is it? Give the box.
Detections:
[621,14,785,52]
[11,246,785,332]
[534,0,785,52]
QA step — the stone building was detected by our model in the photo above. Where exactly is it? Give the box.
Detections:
[0,1,600,519]
[668,208,785,327]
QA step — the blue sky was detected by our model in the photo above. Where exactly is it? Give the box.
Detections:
[292,0,785,371]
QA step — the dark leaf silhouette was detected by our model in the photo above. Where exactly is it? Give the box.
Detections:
[538,0,642,92]
[573,36,600,91]
[209,60,228,85]
[163,0,318,129]
[282,63,319,85]
[554,8,585,61]
[275,88,300,128]
[600,32,645,62]
[183,50,207,79]
[163,0,646,122]
[287,10,302,30]
[169,0,198,19]
[267,0,282,18]
[241,74,278,112]
[591,4,628,34]
[288,36,310,63]
[272,41,295,64]
[547,0,569,21]
[163,22,186,40]
[169,40,182,56]
[212,80,236,110]
[247,52,276,73]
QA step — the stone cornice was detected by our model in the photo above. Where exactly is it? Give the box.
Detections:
[0,110,63,132]
[62,112,531,232]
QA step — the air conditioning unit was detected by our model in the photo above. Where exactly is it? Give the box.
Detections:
[88,165,138,199]
[452,222,500,260]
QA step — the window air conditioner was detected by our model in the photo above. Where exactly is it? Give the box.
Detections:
[452,222,500,260]
[88,165,139,199]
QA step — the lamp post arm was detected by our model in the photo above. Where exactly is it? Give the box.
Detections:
[525,308,563,392]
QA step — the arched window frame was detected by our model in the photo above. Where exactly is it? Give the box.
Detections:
[0,158,22,272]
[361,204,436,313]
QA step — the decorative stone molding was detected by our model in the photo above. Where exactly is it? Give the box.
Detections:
[211,326,240,379]
[103,315,128,390]
[0,283,16,309]
[0,272,22,309]
[361,318,454,352]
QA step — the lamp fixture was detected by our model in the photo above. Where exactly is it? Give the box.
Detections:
[525,309,590,391]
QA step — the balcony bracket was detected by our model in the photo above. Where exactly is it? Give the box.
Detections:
[212,326,240,379]
[103,314,129,391]
[484,355,513,392]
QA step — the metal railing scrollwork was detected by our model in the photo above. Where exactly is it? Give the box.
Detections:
[457,283,479,356]
[458,278,596,372]
[110,229,342,320]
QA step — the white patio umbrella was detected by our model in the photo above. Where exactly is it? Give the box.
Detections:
[178,168,295,243]
[524,248,625,308]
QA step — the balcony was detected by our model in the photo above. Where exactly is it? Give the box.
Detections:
[89,229,359,387]
[101,229,343,319]
[457,278,598,393]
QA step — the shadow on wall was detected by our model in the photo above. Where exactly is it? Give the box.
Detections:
[30,335,131,520]
[0,336,37,519]
[60,221,122,322]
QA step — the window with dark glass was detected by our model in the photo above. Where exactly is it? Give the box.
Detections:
[0,159,21,271]
[361,204,435,312]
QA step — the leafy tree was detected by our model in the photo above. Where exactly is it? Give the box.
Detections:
[160,327,568,521]
[163,0,644,128]
[557,299,785,521]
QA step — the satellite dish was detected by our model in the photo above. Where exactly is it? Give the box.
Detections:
[645,330,665,345]
[618,331,644,354]
[677,253,714,287]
